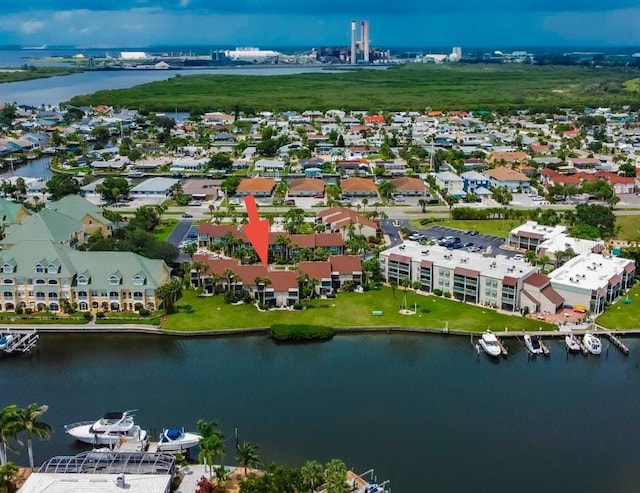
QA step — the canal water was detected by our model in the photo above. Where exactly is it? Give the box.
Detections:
[3,332,640,493]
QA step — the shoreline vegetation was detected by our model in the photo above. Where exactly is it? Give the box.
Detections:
[65,64,640,112]
[0,66,82,84]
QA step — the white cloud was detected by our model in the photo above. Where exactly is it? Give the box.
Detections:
[21,20,45,34]
[178,0,190,7]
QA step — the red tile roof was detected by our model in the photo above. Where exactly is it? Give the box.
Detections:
[268,271,299,291]
[330,255,362,274]
[317,207,378,231]
[236,177,275,193]
[289,178,325,192]
[340,177,378,192]
[523,273,550,288]
[390,176,427,192]
[298,261,332,280]
[454,267,480,278]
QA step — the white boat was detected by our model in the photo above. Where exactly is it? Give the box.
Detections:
[524,334,544,355]
[479,331,502,357]
[0,334,13,350]
[64,410,148,446]
[583,333,602,355]
[157,428,202,452]
[565,334,581,353]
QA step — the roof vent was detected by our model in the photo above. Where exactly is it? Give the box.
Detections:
[116,474,126,489]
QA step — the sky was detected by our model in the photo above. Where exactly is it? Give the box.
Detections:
[1,0,640,48]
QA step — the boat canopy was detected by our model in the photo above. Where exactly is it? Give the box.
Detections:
[165,428,182,440]
[104,412,125,420]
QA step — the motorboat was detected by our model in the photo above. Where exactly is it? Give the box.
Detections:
[0,334,13,350]
[65,410,148,446]
[157,428,202,452]
[565,334,581,353]
[479,331,502,358]
[583,333,602,355]
[524,334,544,355]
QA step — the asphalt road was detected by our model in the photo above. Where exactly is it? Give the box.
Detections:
[166,219,194,246]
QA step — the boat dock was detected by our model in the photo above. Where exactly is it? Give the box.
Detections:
[604,332,630,355]
[0,328,38,353]
[496,335,508,357]
[539,339,551,356]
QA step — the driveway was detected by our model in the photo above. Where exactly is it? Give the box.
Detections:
[167,219,194,246]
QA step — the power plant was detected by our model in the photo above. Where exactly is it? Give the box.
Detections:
[350,19,371,64]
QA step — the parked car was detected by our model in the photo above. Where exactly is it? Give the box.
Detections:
[181,213,193,218]
[469,230,479,236]
[513,254,525,261]
[463,242,474,248]
[394,194,405,202]
[188,201,202,206]
[284,199,296,206]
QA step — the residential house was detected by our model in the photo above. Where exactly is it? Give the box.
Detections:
[48,195,113,237]
[130,178,180,198]
[433,171,465,197]
[594,171,636,194]
[390,177,428,196]
[0,197,30,230]
[328,255,363,288]
[235,178,276,197]
[254,159,286,173]
[485,166,531,192]
[567,157,601,170]
[461,171,491,194]
[340,177,379,198]
[170,157,209,173]
[288,178,325,197]
[182,179,220,201]
[519,273,565,315]
[486,151,529,165]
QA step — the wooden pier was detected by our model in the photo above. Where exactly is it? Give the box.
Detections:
[604,332,630,355]
[539,339,551,356]
[495,335,508,357]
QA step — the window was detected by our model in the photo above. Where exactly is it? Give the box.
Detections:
[3,292,12,299]
[2,264,13,274]
[109,276,120,286]
[48,279,58,285]
[77,276,88,286]
[109,291,119,298]
[132,276,145,286]
[90,290,98,297]
[34,264,44,274]
[47,264,58,274]
[35,279,45,285]
[61,279,69,287]
[3,279,13,285]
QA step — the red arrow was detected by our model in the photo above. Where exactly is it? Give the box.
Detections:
[243,195,269,266]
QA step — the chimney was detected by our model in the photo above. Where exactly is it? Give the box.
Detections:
[363,20,370,63]
[350,20,357,65]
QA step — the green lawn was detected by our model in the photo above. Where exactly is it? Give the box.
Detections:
[596,283,640,330]
[153,219,178,242]
[163,287,553,333]
[614,215,640,242]
[409,218,519,238]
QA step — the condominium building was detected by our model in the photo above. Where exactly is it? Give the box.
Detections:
[507,221,568,251]
[379,242,538,311]
[548,253,635,313]
[0,240,170,313]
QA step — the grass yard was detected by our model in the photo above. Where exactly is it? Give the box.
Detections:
[153,219,178,242]
[596,283,640,330]
[614,215,640,242]
[409,218,520,238]
[163,287,553,333]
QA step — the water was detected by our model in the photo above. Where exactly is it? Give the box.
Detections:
[0,156,53,180]
[3,333,640,492]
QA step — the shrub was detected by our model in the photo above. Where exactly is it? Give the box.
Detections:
[223,290,235,304]
[82,312,92,321]
[95,311,105,319]
[293,302,303,310]
[270,324,335,342]
[138,308,150,316]
[433,288,443,296]
[443,292,452,298]
[24,308,33,315]
[15,306,23,315]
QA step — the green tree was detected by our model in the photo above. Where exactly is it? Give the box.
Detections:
[45,175,80,201]
[0,104,17,128]
[619,162,636,177]
[572,203,616,239]
[236,441,260,476]
[0,461,18,493]
[91,126,111,146]
[208,153,233,170]
[96,176,129,204]
[284,208,305,234]
[220,176,241,196]
[156,279,183,314]
[300,460,325,492]
[325,459,349,493]
[16,403,51,469]
[377,180,396,200]
[0,406,20,466]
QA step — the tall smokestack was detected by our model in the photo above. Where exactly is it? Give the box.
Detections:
[363,20,370,63]
[350,20,357,65]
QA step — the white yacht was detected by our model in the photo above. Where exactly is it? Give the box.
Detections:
[583,333,602,355]
[524,334,544,355]
[0,334,13,350]
[65,410,148,446]
[479,331,502,358]
[565,334,581,353]
[157,428,202,452]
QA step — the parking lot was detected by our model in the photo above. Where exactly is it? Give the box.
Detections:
[411,224,518,258]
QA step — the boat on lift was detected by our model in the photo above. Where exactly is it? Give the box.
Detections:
[64,410,148,446]
[479,331,502,358]
[157,428,202,452]
[524,334,544,355]
[565,334,581,353]
[583,333,602,355]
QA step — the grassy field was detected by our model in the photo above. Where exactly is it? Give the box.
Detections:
[153,219,178,242]
[615,215,640,242]
[65,64,640,113]
[409,218,520,237]
[0,67,82,84]
[163,288,553,332]
[596,283,640,330]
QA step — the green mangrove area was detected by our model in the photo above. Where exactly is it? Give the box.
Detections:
[66,64,640,112]
[0,66,82,84]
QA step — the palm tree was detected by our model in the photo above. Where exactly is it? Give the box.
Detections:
[223,269,238,292]
[361,197,368,215]
[0,406,20,466]
[214,466,230,488]
[300,460,325,492]
[418,198,427,213]
[325,459,349,493]
[254,277,271,307]
[156,279,183,314]
[197,420,224,475]
[377,179,396,201]
[16,403,52,469]
[236,441,260,476]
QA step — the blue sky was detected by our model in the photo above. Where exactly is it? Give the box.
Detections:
[1,0,639,47]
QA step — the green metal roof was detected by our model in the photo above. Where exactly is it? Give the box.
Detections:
[1,208,84,246]
[49,195,112,226]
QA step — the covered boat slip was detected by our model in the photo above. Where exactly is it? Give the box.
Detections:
[0,328,38,353]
